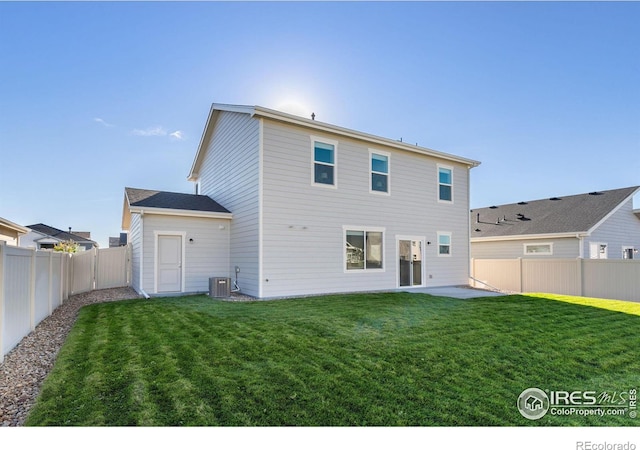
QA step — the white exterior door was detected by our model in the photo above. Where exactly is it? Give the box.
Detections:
[157,234,183,293]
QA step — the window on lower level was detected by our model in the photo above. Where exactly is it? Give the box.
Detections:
[345,229,384,270]
[623,247,635,260]
[437,232,451,256]
[524,243,553,255]
[589,242,608,259]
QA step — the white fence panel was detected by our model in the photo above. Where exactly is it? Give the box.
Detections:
[1,243,131,362]
[71,249,95,294]
[583,259,640,302]
[96,246,130,290]
[522,259,582,296]
[34,252,51,325]
[471,258,640,302]
[50,253,64,310]
[471,259,521,292]
[1,246,33,357]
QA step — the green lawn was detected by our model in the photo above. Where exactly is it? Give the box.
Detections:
[26,292,640,426]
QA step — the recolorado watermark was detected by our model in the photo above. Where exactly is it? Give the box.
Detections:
[576,442,636,450]
[517,387,637,420]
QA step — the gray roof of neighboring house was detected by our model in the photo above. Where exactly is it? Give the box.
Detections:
[125,187,230,214]
[471,186,640,239]
[27,223,97,244]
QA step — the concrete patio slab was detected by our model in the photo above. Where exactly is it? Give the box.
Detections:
[402,286,507,299]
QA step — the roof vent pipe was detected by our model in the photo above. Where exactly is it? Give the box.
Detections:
[476,213,480,223]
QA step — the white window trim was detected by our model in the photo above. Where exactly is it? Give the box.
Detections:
[343,225,386,273]
[369,149,391,196]
[437,164,454,204]
[622,246,635,259]
[311,136,338,189]
[589,241,608,259]
[437,231,452,257]
[524,242,553,256]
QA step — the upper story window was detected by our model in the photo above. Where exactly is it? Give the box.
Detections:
[438,165,453,202]
[370,150,390,194]
[312,137,337,187]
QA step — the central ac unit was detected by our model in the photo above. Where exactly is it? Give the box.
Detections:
[209,277,231,298]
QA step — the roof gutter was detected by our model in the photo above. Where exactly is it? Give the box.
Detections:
[128,206,233,220]
[471,231,590,243]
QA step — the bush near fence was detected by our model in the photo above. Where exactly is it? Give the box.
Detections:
[471,258,640,302]
[0,243,131,363]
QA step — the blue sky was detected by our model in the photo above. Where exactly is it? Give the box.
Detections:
[1,1,639,248]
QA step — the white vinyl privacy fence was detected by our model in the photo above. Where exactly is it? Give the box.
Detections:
[0,243,131,362]
[471,258,640,302]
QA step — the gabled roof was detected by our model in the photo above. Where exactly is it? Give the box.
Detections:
[188,103,481,181]
[0,217,29,235]
[27,223,97,244]
[122,188,232,230]
[471,186,640,241]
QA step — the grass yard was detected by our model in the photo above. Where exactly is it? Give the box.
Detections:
[26,292,640,426]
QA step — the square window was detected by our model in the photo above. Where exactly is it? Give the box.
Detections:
[346,229,384,270]
[438,233,451,256]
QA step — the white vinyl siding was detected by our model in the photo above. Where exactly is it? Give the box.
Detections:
[583,198,640,260]
[197,111,261,296]
[471,237,580,259]
[140,215,230,295]
[259,120,472,298]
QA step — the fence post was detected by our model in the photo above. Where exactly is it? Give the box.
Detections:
[48,250,53,315]
[29,249,36,332]
[576,258,583,297]
[518,258,523,293]
[0,243,5,363]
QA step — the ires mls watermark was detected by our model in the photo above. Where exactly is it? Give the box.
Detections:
[517,387,637,420]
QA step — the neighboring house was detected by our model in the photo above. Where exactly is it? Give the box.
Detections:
[122,103,480,298]
[0,216,29,246]
[109,233,128,248]
[21,223,98,250]
[471,186,640,260]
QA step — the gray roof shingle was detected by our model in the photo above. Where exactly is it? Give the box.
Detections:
[471,186,640,239]
[125,188,230,214]
[27,223,97,244]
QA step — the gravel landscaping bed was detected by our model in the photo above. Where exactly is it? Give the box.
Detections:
[0,287,141,427]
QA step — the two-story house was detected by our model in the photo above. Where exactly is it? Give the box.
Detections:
[122,103,480,298]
